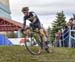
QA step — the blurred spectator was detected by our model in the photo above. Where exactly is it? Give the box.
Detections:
[56,30,62,40]
[63,26,69,38]
[66,18,73,29]
[72,14,75,29]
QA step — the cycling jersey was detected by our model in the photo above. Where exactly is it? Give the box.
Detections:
[23,11,41,30]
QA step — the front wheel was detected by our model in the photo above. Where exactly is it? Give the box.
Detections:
[25,32,43,55]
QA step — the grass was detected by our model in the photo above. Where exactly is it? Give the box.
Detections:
[0,46,75,62]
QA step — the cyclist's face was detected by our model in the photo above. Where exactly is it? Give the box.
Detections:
[23,11,28,16]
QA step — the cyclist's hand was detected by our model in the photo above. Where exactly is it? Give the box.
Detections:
[25,26,30,30]
[20,27,27,32]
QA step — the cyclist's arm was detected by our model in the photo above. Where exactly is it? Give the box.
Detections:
[31,12,37,23]
[23,16,27,29]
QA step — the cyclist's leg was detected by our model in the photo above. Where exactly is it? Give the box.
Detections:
[39,29,47,41]
[34,23,48,42]
[34,23,49,50]
[43,28,48,37]
[39,28,49,53]
[30,23,44,52]
[30,22,49,50]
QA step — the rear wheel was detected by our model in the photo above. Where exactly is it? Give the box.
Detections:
[25,32,43,55]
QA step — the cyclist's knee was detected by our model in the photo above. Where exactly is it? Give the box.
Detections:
[43,29,48,37]
[39,29,45,36]
[25,29,31,35]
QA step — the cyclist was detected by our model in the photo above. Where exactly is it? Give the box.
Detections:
[21,7,49,53]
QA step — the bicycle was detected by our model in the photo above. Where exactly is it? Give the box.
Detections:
[21,27,50,55]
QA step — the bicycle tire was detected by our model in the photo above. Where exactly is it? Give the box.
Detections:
[24,32,43,55]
